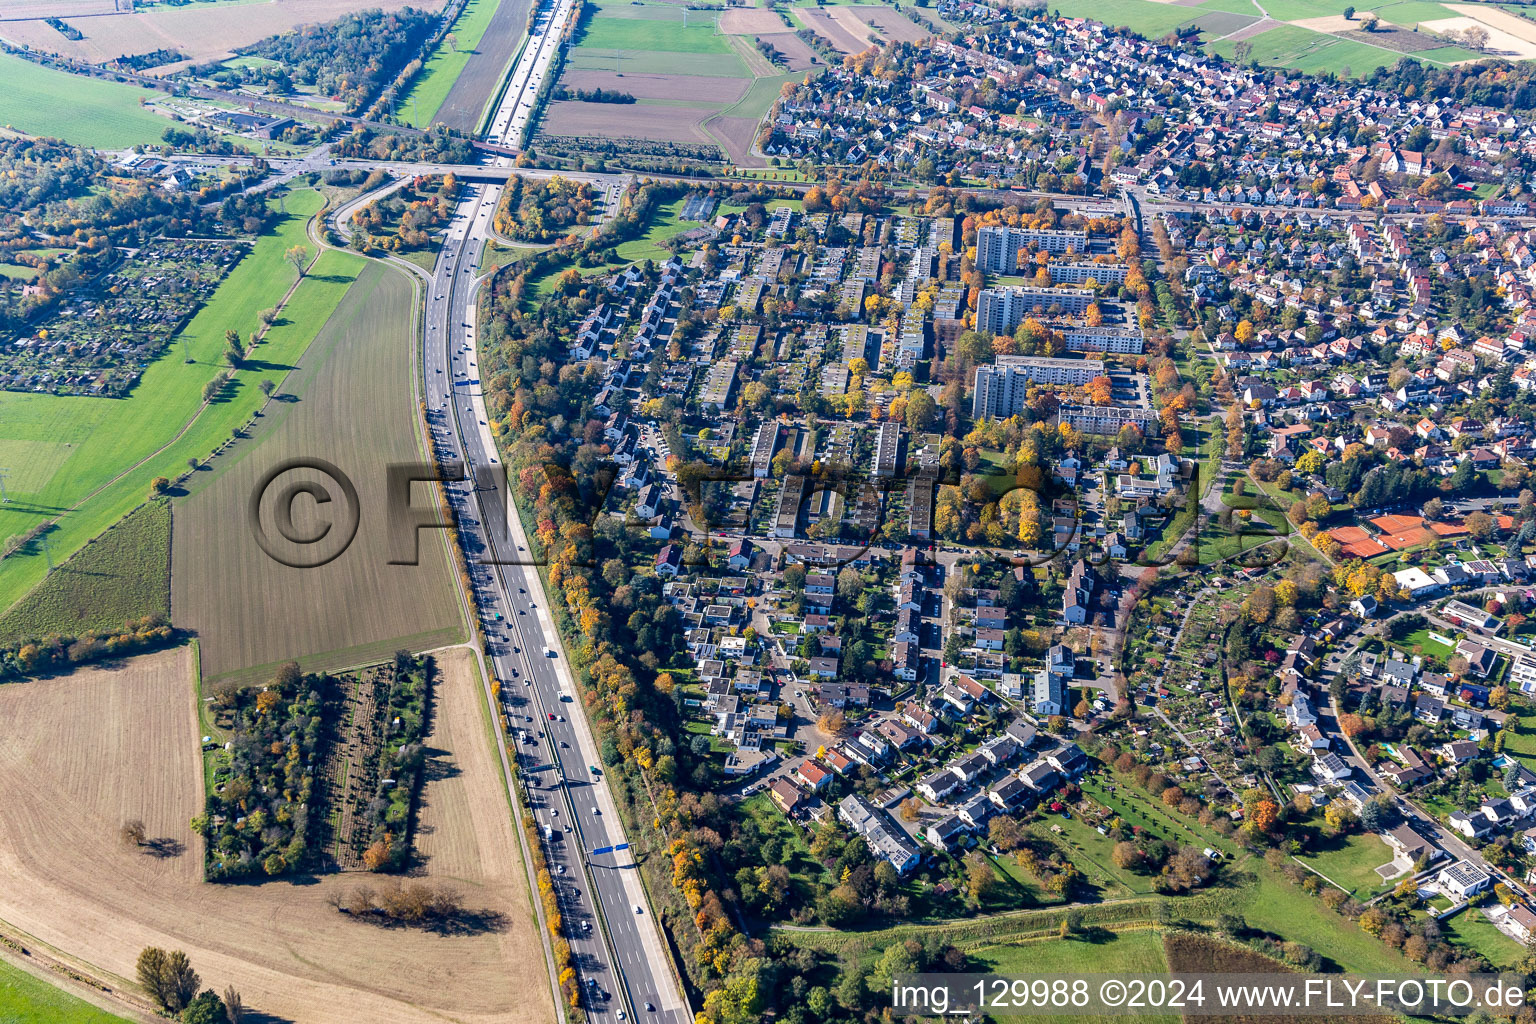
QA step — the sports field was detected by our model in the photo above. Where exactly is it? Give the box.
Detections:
[0,190,354,621]
[0,51,166,149]
[172,260,463,687]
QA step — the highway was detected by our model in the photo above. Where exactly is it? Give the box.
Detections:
[414,2,688,1020]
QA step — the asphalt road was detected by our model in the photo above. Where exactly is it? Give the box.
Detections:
[414,9,686,1013]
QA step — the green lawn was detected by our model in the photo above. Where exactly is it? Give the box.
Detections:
[1236,864,1415,974]
[737,792,832,894]
[0,52,168,149]
[1257,0,1452,20]
[1028,814,1155,898]
[0,958,130,1024]
[1400,628,1454,660]
[719,72,802,121]
[1297,832,1395,896]
[973,930,1179,1024]
[1498,705,1536,766]
[1441,905,1524,968]
[0,497,169,644]
[0,189,364,614]
[399,0,503,126]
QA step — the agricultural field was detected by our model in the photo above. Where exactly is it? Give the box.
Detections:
[171,260,464,688]
[1047,0,1507,73]
[792,3,930,51]
[0,52,166,149]
[0,0,449,69]
[0,958,131,1024]
[407,0,534,131]
[545,1,801,164]
[0,498,169,646]
[0,189,352,624]
[0,643,551,1024]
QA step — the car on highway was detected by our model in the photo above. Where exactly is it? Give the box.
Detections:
[591,806,598,815]
[634,904,643,914]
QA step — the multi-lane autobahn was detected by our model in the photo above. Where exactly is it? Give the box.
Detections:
[414,3,687,1021]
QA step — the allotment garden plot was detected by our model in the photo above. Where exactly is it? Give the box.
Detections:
[1,238,246,398]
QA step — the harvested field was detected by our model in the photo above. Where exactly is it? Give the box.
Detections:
[756,30,819,70]
[546,99,718,145]
[0,644,551,1024]
[1290,13,1358,29]
[172,261,463,689]
[1189,9,1261,33]
[558,68,749,103]
[719,7,788,33]
[828,6,876,44]
[430,0,535,131]
[843,5,929,43]
[0,0,449,67]
[1446,2,1536,43]
[796,7,869,52]
[1424,13,1536,57]
[566,45,746,75]
[1225,15,1282,39]
[0,0,121,19]
[708,114,764,165]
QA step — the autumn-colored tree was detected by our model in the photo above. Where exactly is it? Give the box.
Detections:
[1339,713,1368,738]
[1245,798,1279,835]
[363,839,391,871]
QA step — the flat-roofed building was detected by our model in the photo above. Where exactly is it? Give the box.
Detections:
[874,421,901,478]
[973,356,1104,419]
[1048,262,1129,285]
[774,475,806,538]
[976,286,1095,332]
[1062,326,1144,355]
[698,359,739,413]
[976,225,1088,271]
[1056,403,1160,435]
[908,471,936,539]
[750,421,779,479]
